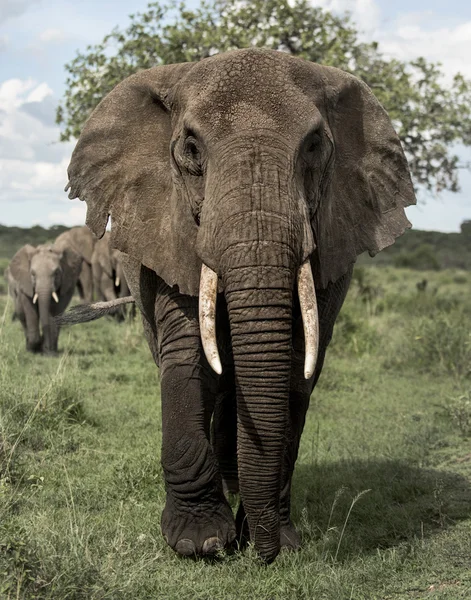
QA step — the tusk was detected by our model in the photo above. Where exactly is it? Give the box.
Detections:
[199,263,222,375]
[115,276,120,287]
[297,259,319,379]
[52,291,59,303]
[32,293,38,304]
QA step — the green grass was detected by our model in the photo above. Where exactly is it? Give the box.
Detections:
[1,267,471,599]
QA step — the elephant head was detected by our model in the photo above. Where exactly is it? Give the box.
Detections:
[10,243,82,352]
[66,49,416,559]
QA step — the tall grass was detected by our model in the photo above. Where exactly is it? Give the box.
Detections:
[1,267,471,599]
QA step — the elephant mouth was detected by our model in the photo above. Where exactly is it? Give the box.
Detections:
[199,259,319,379]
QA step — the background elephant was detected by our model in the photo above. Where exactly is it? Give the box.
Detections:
[8,243,82,354]
[91,232,131,320]
[55,225,97,302]
[65,49,416,561]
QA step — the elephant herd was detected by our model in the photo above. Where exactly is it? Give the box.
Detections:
[5,227,131,354]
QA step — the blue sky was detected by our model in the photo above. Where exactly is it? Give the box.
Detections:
[1,0,470,231]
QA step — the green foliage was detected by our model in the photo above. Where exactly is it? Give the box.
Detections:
[358,223,471,270]
[56,0,471,194]
[394,243,440,270]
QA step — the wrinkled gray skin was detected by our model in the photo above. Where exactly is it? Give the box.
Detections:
[91,232,131,320]
[55,226,97,303]
[65,49,416,562]
[8,244,81,354]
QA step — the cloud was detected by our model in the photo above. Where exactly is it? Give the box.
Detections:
[0,34,8,51]
[314,0,380,34]
[378,15,471,80]
[20,95,57,127]
[0,0,40,24]
[38,28,66,44]
[0,77,75,225]
[47,204,87,226]
[312,2,471,80]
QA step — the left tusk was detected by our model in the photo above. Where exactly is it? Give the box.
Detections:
[115,276,120,287]
[52,291,59,303]
[297,259,319,379]
[199,263,222,375]
[32,293,38,304]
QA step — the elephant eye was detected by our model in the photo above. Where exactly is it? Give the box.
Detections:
[306,133,321,153]
[185,137,199,159]
[183,135,204,176]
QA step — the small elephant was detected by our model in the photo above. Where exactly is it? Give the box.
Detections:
[65,49,416,561]
[55,225,97,303]
[8,244,81,354]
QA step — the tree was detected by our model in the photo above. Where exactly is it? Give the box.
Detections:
[57,0,471,195]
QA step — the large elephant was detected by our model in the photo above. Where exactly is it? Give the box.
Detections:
[55,225,97,302]
[64,49,416,561]
[8,244,81,354]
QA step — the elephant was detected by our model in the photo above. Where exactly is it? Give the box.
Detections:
[8,243,82,354]
[54,225,97,302]
[91,232,132,319]
[63,48,416,561]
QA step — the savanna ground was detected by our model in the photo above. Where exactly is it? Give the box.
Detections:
[1,265,470,599]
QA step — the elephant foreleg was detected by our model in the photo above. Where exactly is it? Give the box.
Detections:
[152,278,236,557]
[278,267,353,550]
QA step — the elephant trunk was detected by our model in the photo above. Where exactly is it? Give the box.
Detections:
[197,140,318,560]
[223,252,294,562]
[36,288,57,354]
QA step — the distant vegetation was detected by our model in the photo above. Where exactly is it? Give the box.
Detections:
[358,221,471,271]
[0,224,70,260]
[1,222,470,270]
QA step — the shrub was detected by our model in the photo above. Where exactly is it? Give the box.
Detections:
[406,312,471,378]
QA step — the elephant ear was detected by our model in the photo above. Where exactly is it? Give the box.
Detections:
[66,62,201,296]
[306,64,416,288]
[9,244,36,297]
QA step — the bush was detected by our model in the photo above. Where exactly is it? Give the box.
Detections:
[394,244,440,271]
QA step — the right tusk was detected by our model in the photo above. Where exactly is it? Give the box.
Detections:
[199,263,222,375]
[115,276,120,287]
[297,259,319,379]
[32,293,38,304]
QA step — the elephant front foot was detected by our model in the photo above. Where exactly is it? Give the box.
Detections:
[161,494,236,557]
[280,521,301,551]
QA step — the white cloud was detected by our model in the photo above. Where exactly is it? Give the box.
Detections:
[48,204,87,226]
[314,0,380,34]
[0,77,74,225]
[379,17,471,80]
[38,28,66,44]
[26,82,52,103]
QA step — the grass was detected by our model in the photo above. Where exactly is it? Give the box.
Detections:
[1,266,471,599]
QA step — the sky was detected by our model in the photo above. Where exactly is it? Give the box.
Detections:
[0,0,470,232]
